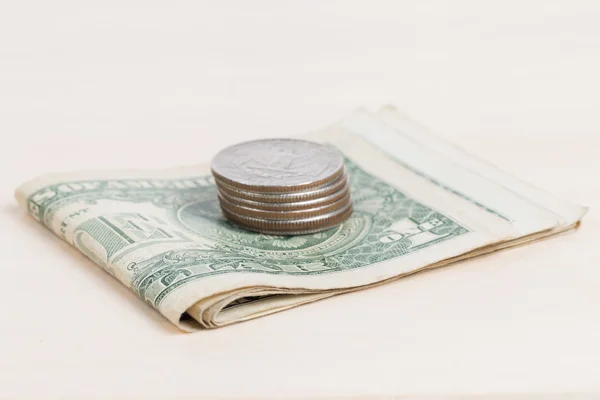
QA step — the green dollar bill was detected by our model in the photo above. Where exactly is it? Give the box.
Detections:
[16,107,587,330]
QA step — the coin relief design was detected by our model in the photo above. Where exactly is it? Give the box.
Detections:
[211,139,345,192]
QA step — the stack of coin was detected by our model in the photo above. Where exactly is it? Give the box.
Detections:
[211,138,353,235]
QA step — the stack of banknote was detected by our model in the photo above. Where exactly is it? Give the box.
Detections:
[211,139,353,234]
[15,106,587,331]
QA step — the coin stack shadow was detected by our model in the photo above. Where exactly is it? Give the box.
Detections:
[211,139,353,235]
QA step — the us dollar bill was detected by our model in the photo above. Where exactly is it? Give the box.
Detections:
[15,107,588,331]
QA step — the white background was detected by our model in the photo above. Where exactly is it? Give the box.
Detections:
[0,1,599,398]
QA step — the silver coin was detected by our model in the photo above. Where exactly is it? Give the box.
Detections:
[211,139,344,193]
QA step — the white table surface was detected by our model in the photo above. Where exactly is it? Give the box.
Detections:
[0,1,599,398]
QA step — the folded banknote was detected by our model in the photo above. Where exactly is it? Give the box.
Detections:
[15,106,587,331]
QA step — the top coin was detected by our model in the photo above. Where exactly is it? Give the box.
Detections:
[211,139,345,193]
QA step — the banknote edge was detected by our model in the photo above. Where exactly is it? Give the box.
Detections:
[374,105,589,225]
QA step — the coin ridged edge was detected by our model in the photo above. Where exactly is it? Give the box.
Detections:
[216,171,349,203]
[220,201,353,231]
[218,190,352,220]
[221,205,354,235]
[217,184,351,211]
[211,165,344,194]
